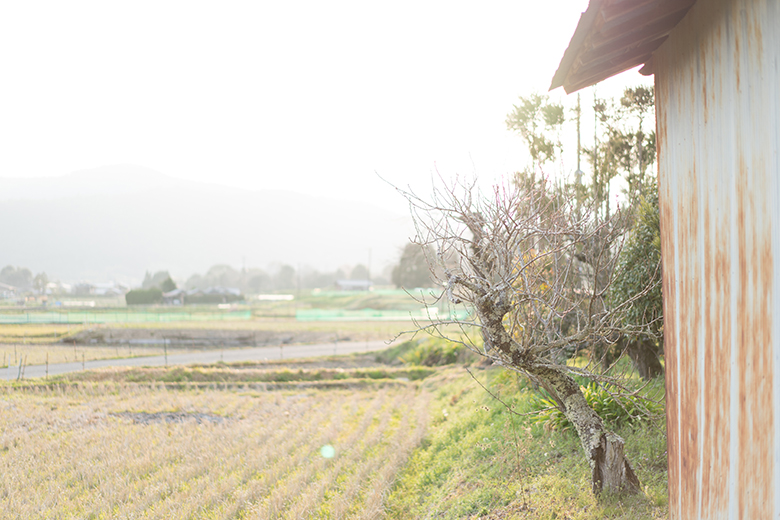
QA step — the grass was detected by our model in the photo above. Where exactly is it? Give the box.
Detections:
[383,367,668,519]
[112,318,410,334]
[0,343,185,368]
[45,364,436,384]
[253,290,432,316]
[0,318,394,336]
[0,318,424,342]
[0,323,86,344]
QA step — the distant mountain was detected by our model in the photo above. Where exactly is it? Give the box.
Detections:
[0,165,183,200]
[0,165,415,283]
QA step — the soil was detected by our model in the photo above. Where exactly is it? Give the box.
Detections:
[110,411,227,425]
[63,327,345,348]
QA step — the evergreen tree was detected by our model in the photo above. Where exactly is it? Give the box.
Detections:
[392,244,434,289]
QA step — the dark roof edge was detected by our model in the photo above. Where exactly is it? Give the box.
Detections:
[549,0,603,91]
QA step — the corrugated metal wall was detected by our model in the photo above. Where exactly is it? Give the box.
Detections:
[654,0,780,517]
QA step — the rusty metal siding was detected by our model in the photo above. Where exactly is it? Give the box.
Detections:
[655,0,779,517]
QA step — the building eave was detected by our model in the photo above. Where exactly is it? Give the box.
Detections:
[550,0,697,93]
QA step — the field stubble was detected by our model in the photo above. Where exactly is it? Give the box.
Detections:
[0,319,432,367]
[0,381,429,519]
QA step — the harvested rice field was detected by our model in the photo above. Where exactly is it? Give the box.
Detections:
[0,382,429,519]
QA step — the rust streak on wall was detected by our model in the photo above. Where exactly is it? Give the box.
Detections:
[656,60,681,517]
[735,3,774,518]
[735,154,774,519]
[653,0,777,516]
[699,2,731,516]
[701,133,732,518]
[678,135,700,520]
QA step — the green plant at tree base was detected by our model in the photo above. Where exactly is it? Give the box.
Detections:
[530,381,664,432]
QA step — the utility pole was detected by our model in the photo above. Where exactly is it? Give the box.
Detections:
[577,93,582,173]
[573,93,584,213]
[593,88,602,220]
[575,93,583,187]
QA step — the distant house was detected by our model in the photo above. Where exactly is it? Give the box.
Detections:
[162,288,187,305]
[0,282,17,299]
[72,281,128,297]
[72,282,95,296]
[335,279,372,292]
[46,281,72,295]
[93,281,129,297]
[552,0,779,517]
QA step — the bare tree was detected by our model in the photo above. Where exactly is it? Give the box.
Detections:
[398,175,661,495]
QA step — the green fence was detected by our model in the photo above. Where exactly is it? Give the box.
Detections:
[296,308,472,322]
[0,310,252,325]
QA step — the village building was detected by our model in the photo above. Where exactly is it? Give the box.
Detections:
[0,282,17,300]
[553,0,780,517]
[335,279,373,292]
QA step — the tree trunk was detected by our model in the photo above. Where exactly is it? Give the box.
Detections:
[529,365,641,494]
[471,286,640,495]
[595,340,618,373]
[624,338,664,381]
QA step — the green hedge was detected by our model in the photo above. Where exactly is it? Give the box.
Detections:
[125,288,163,305]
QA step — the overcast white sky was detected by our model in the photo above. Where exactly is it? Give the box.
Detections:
[0,1,652,214]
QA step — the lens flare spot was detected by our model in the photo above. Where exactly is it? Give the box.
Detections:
[320,445,336,459]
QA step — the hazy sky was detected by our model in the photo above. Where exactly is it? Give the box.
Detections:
[0,1,651,214]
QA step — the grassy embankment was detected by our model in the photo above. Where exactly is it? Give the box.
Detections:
[385,366,668,519]
[1,338,668,519]
[378,339,668,519]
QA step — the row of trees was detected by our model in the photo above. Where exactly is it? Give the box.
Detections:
[0,265,48,293]
[143,263,390,295]
[125,270,179,304]
[405,87,662,494]
[505,87,656,214]
[141,271,177,292]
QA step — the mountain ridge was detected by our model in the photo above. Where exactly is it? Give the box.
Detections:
[0,165,414,283]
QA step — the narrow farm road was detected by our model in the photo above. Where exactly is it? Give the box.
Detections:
[2,339,397,381]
